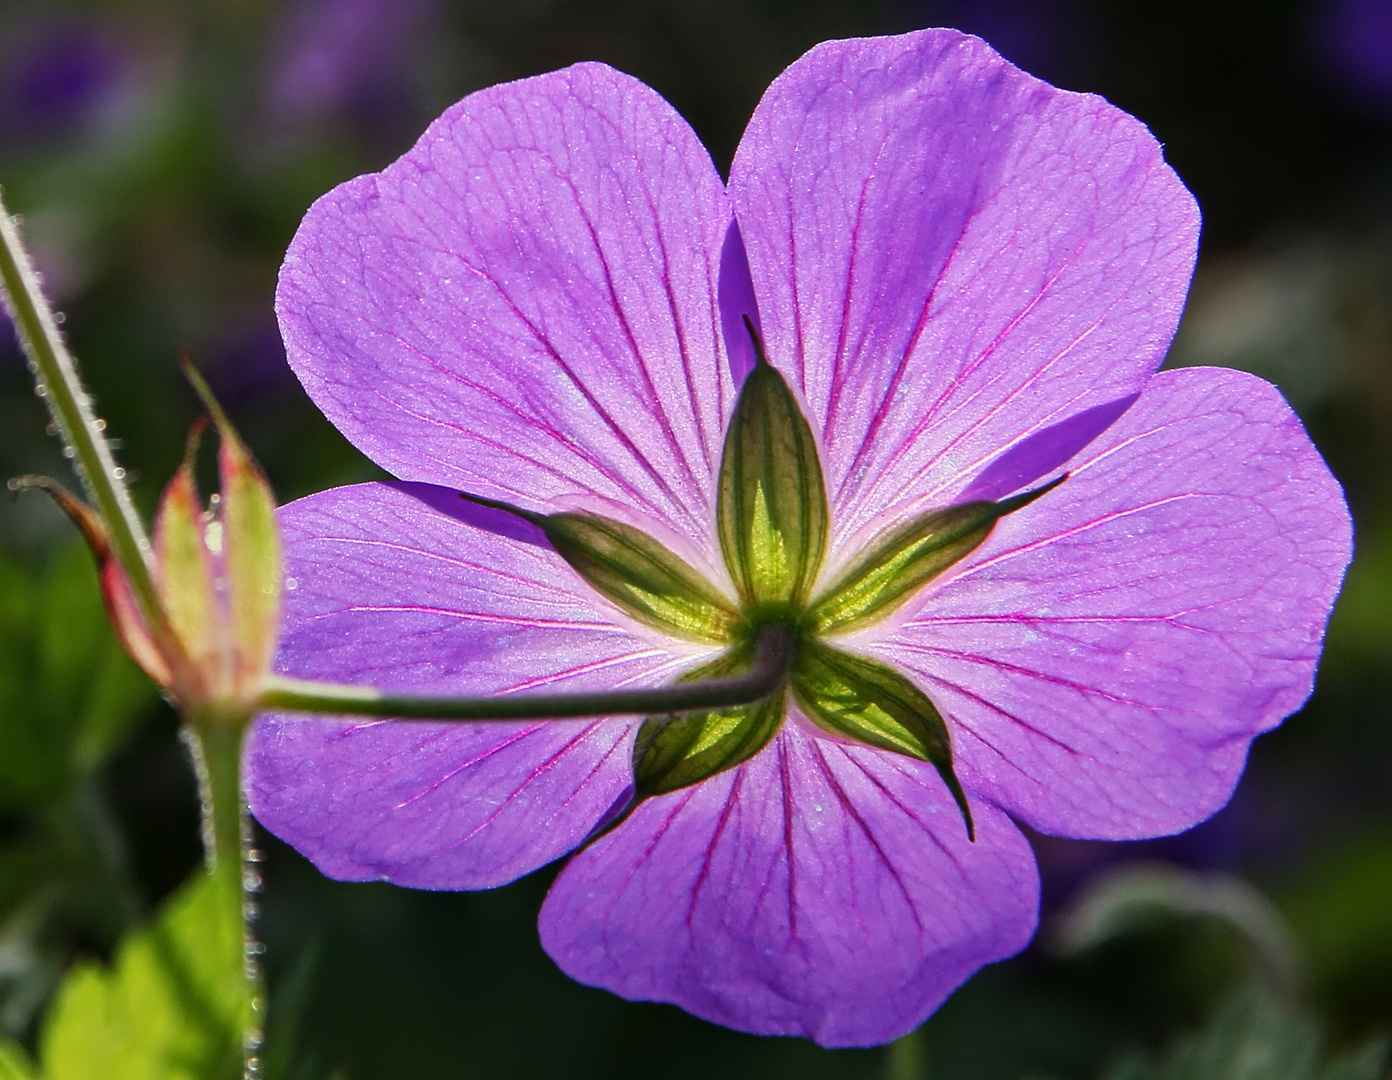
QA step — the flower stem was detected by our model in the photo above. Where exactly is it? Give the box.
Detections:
[886,1026,926,1080]
[0,190,163,629]
[185,716,265,1079]
[260,623,796,720]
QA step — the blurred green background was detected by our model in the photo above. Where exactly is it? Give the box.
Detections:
[1,0,1389,1077]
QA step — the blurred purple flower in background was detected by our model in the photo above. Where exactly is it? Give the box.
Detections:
[0,14,140,367]
[1316,0,1392,115]
[265,0,438,137]
[247,30,1350,1047]
[0,19,126,146]
[204,314,295,405]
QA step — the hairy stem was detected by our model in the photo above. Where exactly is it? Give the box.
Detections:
[185,718,264,1079]
[260,623,796,720]
[0,191,163,629]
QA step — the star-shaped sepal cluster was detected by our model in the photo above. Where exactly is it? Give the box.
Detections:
[478,335,1063,840]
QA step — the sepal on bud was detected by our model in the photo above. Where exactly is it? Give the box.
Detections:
[8,475,172,686]
[155,421,221,699]
[187,366,282,697]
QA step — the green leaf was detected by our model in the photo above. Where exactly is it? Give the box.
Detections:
[717,329,827,612]
[0,1041,36,1080]
[633,648,785,795]
[1103,986,1389,1080]
[34,869,250,1080]
[0,545,153,809]
[792,639,972,839]
[543,513,737,643]
[808,475,1065,636]
[1054,863,1302,997]
[1282,828,1392,1003]
[0,549,156,1037]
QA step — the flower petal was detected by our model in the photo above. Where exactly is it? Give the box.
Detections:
[276,63,736,559]
[246,482,705,889]
[539,720,1038,1048]
[729,28,1200,554]
[868,367,1352,840]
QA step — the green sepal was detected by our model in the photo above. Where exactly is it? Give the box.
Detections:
[792,638,974,840]
[808,474,1066,636]
[545,513,738,643]
[633,647,785,796]
[215,411,282,688]
[185,364,283,688]
[717,323,828,611]
[153,424,217,672]
[460,494,739,644]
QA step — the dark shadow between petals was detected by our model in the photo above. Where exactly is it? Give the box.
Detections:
[384,480,551,548]
[719,219,761,386]
[958,395,1138,503]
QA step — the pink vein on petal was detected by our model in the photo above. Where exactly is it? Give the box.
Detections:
[922,673,1086,757]
[778,739,801,942]
[495,648,689,695]
[609,787,702,926]
[889,641,1173,710]
[550,165,709,526]
[808,740,923,936]
[389,723,550,808]
[941,494,1202,584]
[687,766,748,927]
[433,722,613,844]
[317,605,629,632]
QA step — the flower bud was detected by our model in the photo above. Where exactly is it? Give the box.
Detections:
[23,380,281,723]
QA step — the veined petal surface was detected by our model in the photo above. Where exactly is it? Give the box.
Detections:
[540,720,1038,1048]
[729,28,1200,554]
[867,368,1352,839]
[277,63,736,562]
[246,483,704,889]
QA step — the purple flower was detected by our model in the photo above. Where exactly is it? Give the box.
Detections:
[248,29,1351,1046]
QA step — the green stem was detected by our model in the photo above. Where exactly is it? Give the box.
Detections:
[260,623,795,720]
[185,718,264,1079]
[187,721,245,880]
[0,190,164,630]
[886,1026,926,1080]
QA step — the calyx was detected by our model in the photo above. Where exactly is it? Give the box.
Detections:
[469,329,1063,839]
